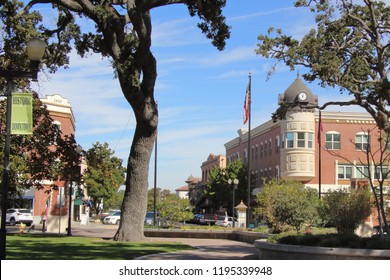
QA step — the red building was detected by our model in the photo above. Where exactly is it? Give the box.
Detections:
[30,94,87,232]
[224,77,389,230]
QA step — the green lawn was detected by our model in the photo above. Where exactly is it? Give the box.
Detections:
[5,234,193,260]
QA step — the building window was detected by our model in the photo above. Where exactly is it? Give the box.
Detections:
[297,132,305,148]
[308,133,313,148]
[275,136,280,153]
[264,141,268,157]
[269,139,272,156]
[276,165,280,178]
[356,165,370,179]
[326,132,340,150]
[338,165,352,179]
[286,132,294,148]
[260,144,263,158]
[52,121,61,143]
[355,133,370,151]
[255,145,259,160]
[374,166,389,180]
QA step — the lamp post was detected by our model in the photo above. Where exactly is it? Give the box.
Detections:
[0,38,46,260]
[228,178,239,228]
[67,145,82,236]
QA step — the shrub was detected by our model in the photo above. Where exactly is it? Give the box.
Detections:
[254,179,320,232]
[321,187,372,236]
[156,195,193,227]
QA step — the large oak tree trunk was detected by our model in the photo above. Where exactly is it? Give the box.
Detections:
[113,47,158,241]
[114,101,157,241]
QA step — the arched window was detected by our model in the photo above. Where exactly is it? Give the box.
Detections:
[275,136,280,153]
[275,165,280,178]
[260,143,263,158]
[255,145,259,160]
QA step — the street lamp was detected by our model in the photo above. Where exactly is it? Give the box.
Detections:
[67,145,82,236]
[0,38,46,260]
[228,178,239,228]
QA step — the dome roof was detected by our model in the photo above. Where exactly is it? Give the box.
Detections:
[278,77,318,106]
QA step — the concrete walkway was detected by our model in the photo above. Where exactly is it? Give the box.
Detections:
[70,222,259,260]
[137,237,258,260]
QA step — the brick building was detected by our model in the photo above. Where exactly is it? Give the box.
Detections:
[224,77,389,227]
[29,94,87,232]
[200,153,226,183]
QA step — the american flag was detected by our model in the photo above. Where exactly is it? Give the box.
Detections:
[317,110,323,145]
[243,77,251,124]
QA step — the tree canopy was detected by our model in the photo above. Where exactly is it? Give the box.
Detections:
[84,142,126,215]
[0,93,85,207]
[257,0,390,132]
[1,0,231,241]
[206,159,248,215]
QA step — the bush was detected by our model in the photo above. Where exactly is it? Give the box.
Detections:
[254,179,320,233]
[321,187,372,235]
[156,195,193,227]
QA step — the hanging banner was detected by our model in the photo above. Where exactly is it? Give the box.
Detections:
[11,92,33,135]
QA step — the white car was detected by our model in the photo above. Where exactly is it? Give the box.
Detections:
[144,211,155,226]
[215,216,237,227]
[103,211,121,225]
[6,208,33,226]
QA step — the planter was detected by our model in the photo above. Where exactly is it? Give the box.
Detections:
[254,240,390,260]
[144,229,268,244]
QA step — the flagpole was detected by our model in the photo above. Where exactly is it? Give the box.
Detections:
[318,109,322,200]
[246,73,251,227]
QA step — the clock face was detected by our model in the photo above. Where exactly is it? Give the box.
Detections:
[298,92,307,101]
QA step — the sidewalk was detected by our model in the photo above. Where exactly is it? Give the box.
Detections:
[136,237,258,260]
[71,222,259,260]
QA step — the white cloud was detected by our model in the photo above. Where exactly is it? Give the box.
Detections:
[198,46,257,66]
[152,18,206,48]
[229,7,295,21]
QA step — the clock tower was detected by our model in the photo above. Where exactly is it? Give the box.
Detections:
[278,77,318,182]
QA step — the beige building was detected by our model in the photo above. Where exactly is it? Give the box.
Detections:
[201,153,226,183]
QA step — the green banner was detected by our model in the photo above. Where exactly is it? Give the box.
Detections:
[11,93,33,135]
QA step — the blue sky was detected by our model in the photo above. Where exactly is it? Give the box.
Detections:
[31,0,387,191]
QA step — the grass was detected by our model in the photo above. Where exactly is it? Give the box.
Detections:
[5,233,193,260]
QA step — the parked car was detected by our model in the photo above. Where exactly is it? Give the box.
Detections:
[215,215,237,227]
[373,221,390,235]
[6,208,33,226]
[100,209,120,222]
[102,211,121,225]
[189,214,204,224]
[144,211,156,225]
[199,214,219,225]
